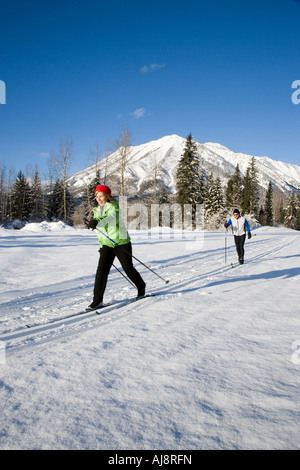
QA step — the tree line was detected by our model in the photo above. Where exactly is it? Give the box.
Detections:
[1,133,300,231]
[0,135,76,226]
[175,133,300,230]
[0,129,137,227]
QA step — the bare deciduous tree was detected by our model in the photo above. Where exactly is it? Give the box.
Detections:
[49,136,74,221]
[89,141,102,178]
[114,127,132,196]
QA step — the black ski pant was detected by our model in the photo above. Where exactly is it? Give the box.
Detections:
[234,234,246,261]
[92,242,145,306]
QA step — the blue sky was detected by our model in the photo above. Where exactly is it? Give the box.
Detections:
[0,0,300,178]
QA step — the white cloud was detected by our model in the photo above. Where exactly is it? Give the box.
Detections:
[132,108,146,119]
[139,63,166,74]
[40,152,49,158]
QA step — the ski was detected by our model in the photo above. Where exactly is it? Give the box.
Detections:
[25,293,162,328]
[230,262,245,268]
[95,293,158,314]
[25,302,114,328]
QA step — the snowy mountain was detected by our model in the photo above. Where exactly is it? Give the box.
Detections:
[68,134,300,197]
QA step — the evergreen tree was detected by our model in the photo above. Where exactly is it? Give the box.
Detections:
[47,180,61,220]
[158,186,171,205]
[258,206,266,225]
[249,157,259,216]
[242,167,251,215]
[242,158,259,217]
[204,173,226,228]
[47,180,75,223]
[157,186,171,227]
[176,134,200,205]
[0,165,8,222]
[225,178,234,209]
[10,171,32,221]
[284,192,298,229]
[30,170,45,221]
[226,164,243,210]
[296,187,300,230]
[176,133,204,227]
[265,181,274,226]
[278,200,285,225]
[214,176,225,212]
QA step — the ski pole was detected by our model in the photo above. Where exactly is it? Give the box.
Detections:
[94,226,169,284]
[225,228,227,265]
[131,252,169,284]
[112,263,136,288]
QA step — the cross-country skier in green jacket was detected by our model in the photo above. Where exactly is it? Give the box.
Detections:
[85,185,146,311]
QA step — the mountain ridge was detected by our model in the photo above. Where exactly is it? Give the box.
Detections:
[68,134,300,197]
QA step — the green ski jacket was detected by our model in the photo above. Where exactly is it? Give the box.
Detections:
[93,201,130,248]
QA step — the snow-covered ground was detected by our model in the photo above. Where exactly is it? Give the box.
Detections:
[0,222,299,450]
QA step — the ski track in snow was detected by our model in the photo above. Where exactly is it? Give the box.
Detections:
[0,225,299,450]
[1,227,298,351]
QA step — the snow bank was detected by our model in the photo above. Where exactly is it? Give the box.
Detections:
[20,221,75,232]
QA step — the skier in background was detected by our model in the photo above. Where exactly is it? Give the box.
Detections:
[224,208,252,264]
[85,185,146,311]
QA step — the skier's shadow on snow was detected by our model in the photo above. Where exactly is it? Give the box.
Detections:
[182,267,300,293]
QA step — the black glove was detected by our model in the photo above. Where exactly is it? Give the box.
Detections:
[86,219,98,230]
[248,232,252,239]
[224,222,229,228]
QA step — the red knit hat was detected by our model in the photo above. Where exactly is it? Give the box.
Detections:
[95,185,111,195]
